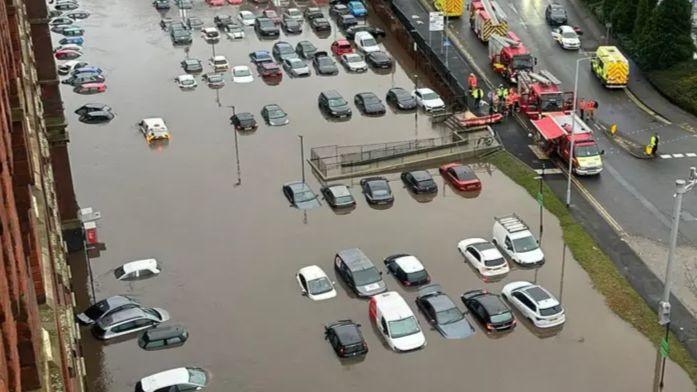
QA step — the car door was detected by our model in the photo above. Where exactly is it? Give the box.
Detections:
[380,317,390,340]
[503,236,514,258]
[421,300,436,324]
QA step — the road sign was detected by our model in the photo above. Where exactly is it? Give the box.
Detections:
[443,38,451,47]
[429,12,444,32]
[660,337,670,358]
[537,192,543,207]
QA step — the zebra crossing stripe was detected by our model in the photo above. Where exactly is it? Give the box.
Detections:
[687,153,697,157]
[660,154,672,159]
[673,153,685,158]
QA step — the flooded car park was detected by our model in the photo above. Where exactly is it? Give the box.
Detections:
[60,0,694,391]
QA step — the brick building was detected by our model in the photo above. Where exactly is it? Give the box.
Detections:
[1,0,84,391]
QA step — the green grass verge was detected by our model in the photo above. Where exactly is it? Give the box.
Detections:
[648,60,697,117]
[485,150,697,384]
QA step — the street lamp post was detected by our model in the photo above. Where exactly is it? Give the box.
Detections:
[566,56,592,207]
[653,168,697,391]
[535,164,545,244]
[227,105,242,185]
[298,135,305,183]
[414,74,419,139]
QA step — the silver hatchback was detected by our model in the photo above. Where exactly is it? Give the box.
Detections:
[93,307,170,340]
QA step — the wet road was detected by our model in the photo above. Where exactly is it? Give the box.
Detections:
[59,0,692,391]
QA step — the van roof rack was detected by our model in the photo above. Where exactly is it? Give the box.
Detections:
[495,214,529,233]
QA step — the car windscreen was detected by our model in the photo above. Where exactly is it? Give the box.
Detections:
[352,267,381,286]
[406,270,428,283]
[562,31,577,39]
[335,195,353,204]
[512,236,539,252]
[187,369,207,386]
[328,98,347,107]
[421,92,439,100]
[114,266,125,278]
[388,316,420,338]
[260,20,274,28]
[83,301,109,319]
[362,38,377,46]
[369,182,390,196]
[307,277,333,295]
[417,179,435,188]
[294,190,316,202]
[361,95,379,104]
[484,257,506,267]
[539,305,563,316]
[181,79,195,85]
[278,45,294,54]
[268,109,286,119]
[234,68,251,76]
[490,311,513,323]
[436,307,464,324]
[512,54,534,70]
[575,144,600,157]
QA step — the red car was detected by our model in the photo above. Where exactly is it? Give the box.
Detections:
[55,49,82,60]
[262,9,281,24]
[206,0,225,5]
[73,82,106,94]
[331,39,353,56]
[439,163,481,191]
[257,62,282,78]
[227,0,242,3]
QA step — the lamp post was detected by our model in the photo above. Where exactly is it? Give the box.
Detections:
[227,105,241,185]
[535,164,545,244]
[414,74,419,139]
[298,135,305,183]
[653,168,697,391]
[566,56,592,207]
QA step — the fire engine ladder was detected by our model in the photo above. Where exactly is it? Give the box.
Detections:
[481,0,506,25]
[495,214,530,233]
[519,69,561,87]
[490,33,519,48]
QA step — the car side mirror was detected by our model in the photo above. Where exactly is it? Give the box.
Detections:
[379,271,383,276]
[601,149,605,155]
[534,57,538,65]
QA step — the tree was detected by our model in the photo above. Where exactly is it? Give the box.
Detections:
[636,0,696,69]
[633,0,651,37]
[602,0,618,21]
[611,0,638,35]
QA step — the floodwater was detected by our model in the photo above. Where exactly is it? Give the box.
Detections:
[60,0,694,391]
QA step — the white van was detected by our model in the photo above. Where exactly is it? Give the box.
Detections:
[368,291,426,352]
[492,214,544,265]
[354,31,380,53]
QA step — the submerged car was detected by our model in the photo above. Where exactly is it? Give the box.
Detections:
[462,289,516,331]
[261,104,289,126]
[318,90,352,118]
[138,118,170,143]
[93,307,170,340]
[74,103,111,116]
[282,57,310,77]
[324,320,368,358]
[250,50,273,64]
[354,92,385,116]
[360,176,393,205]
[230,112,258,131]
[366,50,393,69]
[310,16,330,31]
[502,281,565,328]
[180,58,203,73]
[296,265,337,300]
[457,238,509,277]
[74,82,106,94]
[313,52,338,75]
[138,325,189,351]
[386,87,417,110]
[79,110,114,124]
[257,62,282,78]
[203,73,225,88]
[114,258,161,281]
[174,74,197,89]
[135,367,208,392]
[282,181,320,209]
[416,284,475,339]
[439,163,481,191]
[384,254,430,287]
[296,40,318,59]
[340,53,367,73]
[335,248,387,297]
[413,88,446,112]
[320,184,355,208]
[400,170,437,193]
[232,65,254,83]
[76,295,141,325]
[272,41,298,62]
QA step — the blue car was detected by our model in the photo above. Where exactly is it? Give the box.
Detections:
[249,50,273,65]
[59,36,84,46]
[72,66,103,76]
[348,1,367,17]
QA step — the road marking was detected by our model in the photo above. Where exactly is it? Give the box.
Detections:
[673,153,685,158]
[534,168,562,175]
[624,88,672,125]
[660,154,672,159]
[509,4,519,15]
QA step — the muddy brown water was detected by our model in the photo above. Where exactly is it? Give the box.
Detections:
[60,0,694,391]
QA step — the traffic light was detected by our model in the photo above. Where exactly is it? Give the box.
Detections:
[658,301,671,325]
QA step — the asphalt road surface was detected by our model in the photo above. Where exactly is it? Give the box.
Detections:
[59,0,693,391]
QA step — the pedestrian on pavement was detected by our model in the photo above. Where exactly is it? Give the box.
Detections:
[578,97,586,120]
[472,87,484,108]
[650,133,659,156]
[467,73,477,92]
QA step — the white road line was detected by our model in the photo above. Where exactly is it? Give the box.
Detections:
[660,154,672,159]
[509,4,519,15]
[673,153,685,158]
[686,153,697,157]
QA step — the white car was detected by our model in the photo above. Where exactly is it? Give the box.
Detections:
[54,43,82,52]
[238,10,256,26]
[340,53,367,73]
[57,60,88,75]
[501,281,566,328]
[136,367,209,392]
[457,238,510,277]
[114,258,161,280]
[296,265,336,301]
[369,291,426,352]
[209,55,229,72]
[283,7,302,20]
[551,25,581,50]
[231,65,254,83]
[354,31,380,53]
[174,74,197,89]
[201,27,220,42]
[413,88,445,112]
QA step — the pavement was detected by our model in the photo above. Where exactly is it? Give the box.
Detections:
[58,0,695,390]
[400,0,697,353]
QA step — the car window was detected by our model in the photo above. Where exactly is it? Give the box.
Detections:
[513,292,536,311]
[380,317,388,334]
[388,316,420,338]
[146,340,166,349]
[298,274,307,290]
[166,337,182,345]
[468,248,481,261]
[504,237,513,251]
[112,321,137,333]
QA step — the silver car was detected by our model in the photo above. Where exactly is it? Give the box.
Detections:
[282,58,310,77]
[93,307,170,340]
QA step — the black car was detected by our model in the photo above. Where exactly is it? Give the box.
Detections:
[401,170,437,194]
[55,1,79,11]
[386,87,417,110]
[214,14,234,29]
[79,111,114,124]
[461,289,516,331]
[338,14,358,30]
[185,16,203,30]
[545,3,568,26]
[330,4,350,17]
[138,325,189,351]
[153,0,170,9]
[354,92,385,116]
[324,320,368,358]
[416,284,475,339]
[296,41,318,59]
[313,52,339,75]
[360,176,393,204]
[180,58,203,73]
[318,90,352,118]
[75,103,111,116]
[171,29,192,45]
[255,17,280,37]
[384,254,430,287]
[272,41,298,61]
[160,17,173,30]
[345,25,385,40]
[304,6,324,21]
[230,112,258,131]
[310,17,331,31]
[320,184,355,208]
[66,10,90,19]
[366,51,393,69]
[282,17,303,34]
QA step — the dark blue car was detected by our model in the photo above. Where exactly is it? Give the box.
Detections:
[72,66,103,76]
[59,36,84,45]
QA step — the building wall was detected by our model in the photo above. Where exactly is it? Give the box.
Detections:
[1,0,84,391]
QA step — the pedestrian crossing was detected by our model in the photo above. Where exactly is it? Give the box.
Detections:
[659,153,697,159]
